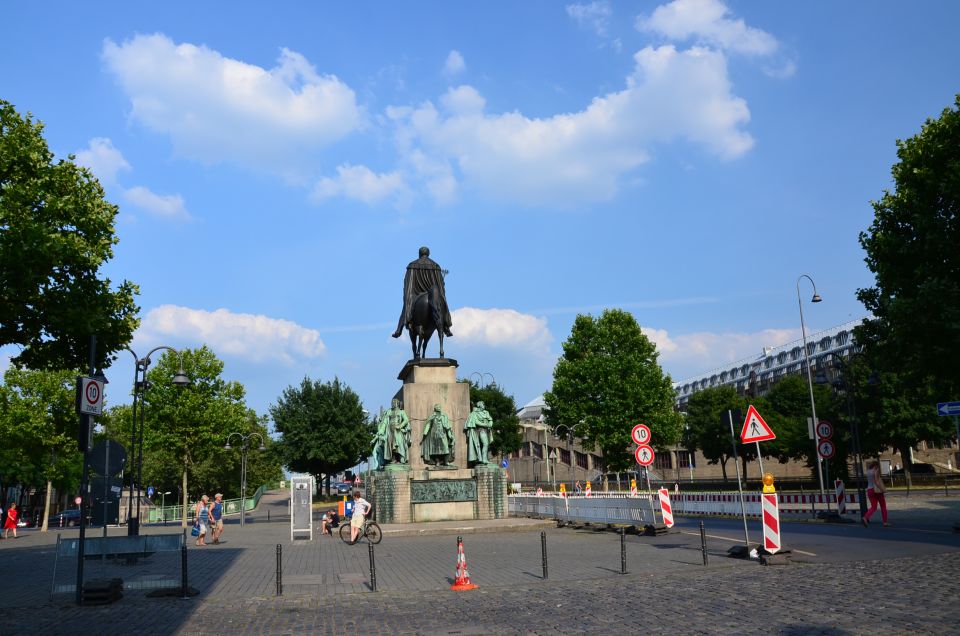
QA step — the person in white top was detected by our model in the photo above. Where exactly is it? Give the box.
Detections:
[862,459,889,527]
[349,490,371,544]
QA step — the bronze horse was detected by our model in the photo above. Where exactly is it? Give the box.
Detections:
[408,285,445,359]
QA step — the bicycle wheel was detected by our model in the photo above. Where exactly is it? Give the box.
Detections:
[339,523,352,543]
[365,522,382,544]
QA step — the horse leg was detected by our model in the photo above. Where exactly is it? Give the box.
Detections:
[438,331,444,358]
[409,330,419,360]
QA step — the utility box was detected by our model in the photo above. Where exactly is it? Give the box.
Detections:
[290,475,314,541]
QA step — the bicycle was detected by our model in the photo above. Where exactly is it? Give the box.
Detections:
[339,516,382,544]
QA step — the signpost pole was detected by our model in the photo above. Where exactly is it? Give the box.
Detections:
[728,410,750,549]
[75,335,96,605]
[755,441,764,476]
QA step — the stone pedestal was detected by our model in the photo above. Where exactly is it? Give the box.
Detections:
[370,358,508,523]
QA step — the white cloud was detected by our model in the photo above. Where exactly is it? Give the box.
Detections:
[444,50,466,76]
[390,44,752,206]
[140,305,326,364]
[74,137,130,184]
[310,164,409,207]
[123,186,190,220]
[102,34,362,179]
[451,307,552,354]
[567,1,612,37]
[643,326,799,380]
[637,0,779,57]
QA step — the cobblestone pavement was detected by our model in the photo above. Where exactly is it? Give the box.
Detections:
[2,491,958,634]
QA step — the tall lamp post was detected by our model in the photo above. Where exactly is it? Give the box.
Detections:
[470,372,496,387]
[124,346,191,536]
[797,274,825,495]
[224,432,266,527]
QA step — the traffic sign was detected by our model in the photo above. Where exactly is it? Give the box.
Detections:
[635,444,655,466]
[740,404,775,443]
[937,401,960,416]
[631,423,652,446]
[817,439,836,459]
[77,376,104,416]
[75,496,82,505]
[501,459,509,468]
[147,486,155,497]
[816,420,834,440]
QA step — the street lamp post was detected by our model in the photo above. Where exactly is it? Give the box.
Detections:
[161,491,171,524]
[123,346,191,536]
[469,372,496,387]
[797,274,825,495]
[224,432,266,527]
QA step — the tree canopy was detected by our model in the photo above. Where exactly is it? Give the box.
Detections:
[854,93,960,461]
[544,309,682,472]
[271,377,372,494]
[0,100,139,371]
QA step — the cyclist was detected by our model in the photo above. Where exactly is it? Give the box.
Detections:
[349,490,371,544]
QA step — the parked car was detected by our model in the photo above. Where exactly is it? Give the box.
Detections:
[16,511,32,528]
[336,482,353,494]
[51,509,82,527]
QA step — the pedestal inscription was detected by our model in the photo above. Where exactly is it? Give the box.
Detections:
[411,479,477,504]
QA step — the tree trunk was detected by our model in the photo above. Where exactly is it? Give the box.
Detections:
[720,458,728,482]
[741,455,749,483]
[40,480,53,532]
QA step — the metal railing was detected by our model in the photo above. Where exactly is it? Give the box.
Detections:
[147,484,268,523]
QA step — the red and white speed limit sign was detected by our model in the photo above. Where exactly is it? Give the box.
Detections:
[631,424,651,446]
[77,377,104,416]
[816,420,834,440]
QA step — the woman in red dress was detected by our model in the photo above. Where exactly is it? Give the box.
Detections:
[3,503,18,539]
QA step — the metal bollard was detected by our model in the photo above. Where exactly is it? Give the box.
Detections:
[699,521,709,566]
[180,541,189,599]
[368,541,377,592]
[540,531,548,579]
[620,527,627,575]
[276,544,283,596]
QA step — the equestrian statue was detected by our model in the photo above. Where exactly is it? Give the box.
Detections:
[391,246,453,359]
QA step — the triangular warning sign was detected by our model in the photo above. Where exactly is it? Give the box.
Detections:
[740,404,775,443]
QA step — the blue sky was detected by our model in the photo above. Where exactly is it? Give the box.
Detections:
[2,1,959,422]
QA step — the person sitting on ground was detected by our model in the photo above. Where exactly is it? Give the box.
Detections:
[320,509,340,536]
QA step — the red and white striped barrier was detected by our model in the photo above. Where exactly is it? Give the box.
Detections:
[536,487,543,497]
[585,482,592,497]
[762,493,781,554]
[834,480,846,515]
[658,488,674,527]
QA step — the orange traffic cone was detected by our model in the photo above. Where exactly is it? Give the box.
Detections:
[450,536,478,591]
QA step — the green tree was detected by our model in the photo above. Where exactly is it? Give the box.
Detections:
[464,381,522,459]
[128,346,255,526]
[271,377,372,496]
[0,100,139,371]
[544,309,682,473]
[682,386,746,482]
[763,375,842,480]
[854,94,960,466]
[0,366,80,530]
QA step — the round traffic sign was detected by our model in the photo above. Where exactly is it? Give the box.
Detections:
[147,486,155,497]
[817,439,836,459]
[631,424,652,446]
[635,444,655,466]
[500,459,509,469]
[816,420,834,440]
[85,381,100,405]
[74,496,82,505]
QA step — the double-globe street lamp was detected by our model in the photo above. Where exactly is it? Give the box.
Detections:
[124,346,191,536]
[224,432,266,527]
[797,274,825,495]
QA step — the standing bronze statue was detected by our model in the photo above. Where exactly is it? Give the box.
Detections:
[421,404,455,468]
[391,246,453,359]
[465,401,494,466]
[374,398,411,466]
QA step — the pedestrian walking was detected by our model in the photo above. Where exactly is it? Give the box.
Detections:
[3,503,18,539]
[194,495,210,546]
[575,481,582,495]
[210,493,224,544]
[862,459,889,527]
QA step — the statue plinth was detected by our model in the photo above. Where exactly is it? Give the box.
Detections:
[370,358,507,523]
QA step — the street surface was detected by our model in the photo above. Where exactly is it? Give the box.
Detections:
[1,489,958,634]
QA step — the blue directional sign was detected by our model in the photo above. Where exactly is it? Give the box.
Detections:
[937,401,960,417]
[501,459,509,468]
[147,486,155,497]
